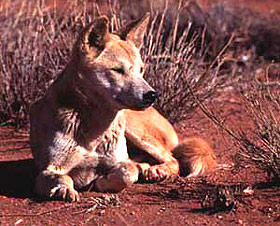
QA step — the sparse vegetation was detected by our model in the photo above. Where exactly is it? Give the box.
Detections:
[0,1,87,127]
[236,83,280,182]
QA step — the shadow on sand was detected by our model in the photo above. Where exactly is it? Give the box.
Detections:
[0,159,35,199]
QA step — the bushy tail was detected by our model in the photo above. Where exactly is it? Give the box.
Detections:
[172,137,217,177]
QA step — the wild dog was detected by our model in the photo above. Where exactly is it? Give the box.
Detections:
[30,14,217,202]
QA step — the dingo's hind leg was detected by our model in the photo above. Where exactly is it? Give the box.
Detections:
[124,108,180,182]
[96,160,139,192]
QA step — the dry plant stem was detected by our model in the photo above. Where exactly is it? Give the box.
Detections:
[184,33,239,141]
[188,82,239,142]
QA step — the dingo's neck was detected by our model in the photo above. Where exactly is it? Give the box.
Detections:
[48,63,125,150]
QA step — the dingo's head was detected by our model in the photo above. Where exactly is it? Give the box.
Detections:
[73,14,157,111]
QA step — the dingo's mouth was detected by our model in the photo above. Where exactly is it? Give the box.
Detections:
[115,98,154,111]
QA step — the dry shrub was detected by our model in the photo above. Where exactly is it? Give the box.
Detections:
[206,3,280,62]
[0,1,75,127]
[0,0,231,127]
[141,2,231,123]
[198,79,280,183]
[236,83,280,182]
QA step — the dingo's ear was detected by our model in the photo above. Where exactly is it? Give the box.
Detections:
[119,13,150,49]
[82,16,109,53]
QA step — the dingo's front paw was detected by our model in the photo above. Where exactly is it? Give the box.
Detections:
[50,184,80,202]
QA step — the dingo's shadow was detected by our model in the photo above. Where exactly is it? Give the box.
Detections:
[0,159,35,199]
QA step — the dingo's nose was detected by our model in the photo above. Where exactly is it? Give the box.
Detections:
[143,91,158,106]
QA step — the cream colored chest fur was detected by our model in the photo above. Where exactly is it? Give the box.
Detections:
[88,110,129,166]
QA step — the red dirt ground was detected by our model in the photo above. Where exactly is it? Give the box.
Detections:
[1,95,280,225]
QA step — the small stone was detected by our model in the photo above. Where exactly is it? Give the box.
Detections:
[14,219,23,225]
[243,186,254,195]
[98,210,105,216]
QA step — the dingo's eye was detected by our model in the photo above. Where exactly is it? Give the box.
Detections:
[140,67,144,74]
[112,68,125,74]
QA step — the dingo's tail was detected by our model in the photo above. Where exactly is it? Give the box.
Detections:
[172,137,217,177]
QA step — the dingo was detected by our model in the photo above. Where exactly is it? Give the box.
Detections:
[30,14,217,202]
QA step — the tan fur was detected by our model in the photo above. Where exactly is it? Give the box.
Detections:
[124,108,180,181]
[30,14,217,202]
